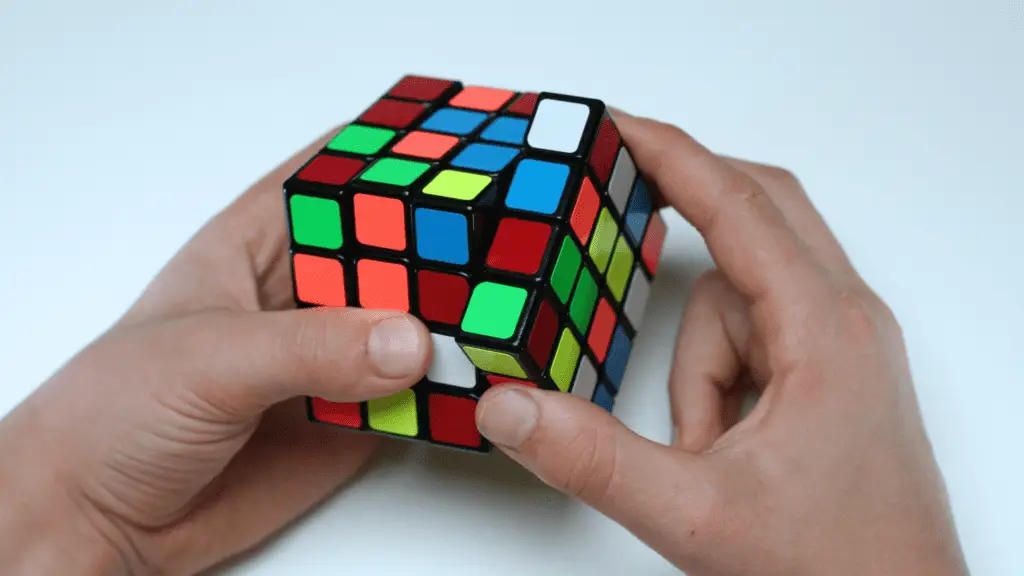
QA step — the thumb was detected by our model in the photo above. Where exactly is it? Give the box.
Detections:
[170,307,431,416]
[475,385,719,563]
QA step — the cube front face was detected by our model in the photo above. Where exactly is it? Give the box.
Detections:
[284,75,666,453]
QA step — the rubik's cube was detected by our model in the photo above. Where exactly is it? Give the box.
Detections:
[284,75,666,453]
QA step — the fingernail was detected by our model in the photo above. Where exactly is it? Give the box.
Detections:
[367,317,424,378]
[477,388,539,448]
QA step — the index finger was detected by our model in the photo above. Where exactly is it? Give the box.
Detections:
[613,111,829,313]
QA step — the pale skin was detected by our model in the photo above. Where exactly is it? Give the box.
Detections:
[0,111,968,575]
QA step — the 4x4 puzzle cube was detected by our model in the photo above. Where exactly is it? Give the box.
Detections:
[284,75,667,453]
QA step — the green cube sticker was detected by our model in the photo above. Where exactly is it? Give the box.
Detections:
[368,389,418,436]
[461,282,528,340]
[462,346,527,378]
[327,125,396,155]
[550,236,581,304]
[289,194,342,249]
[607,234,635,302]
[589,207,618,273]
[359,158,430,187]
[569,267,598,333]
[423,170,492,201]
[550,328,581,392]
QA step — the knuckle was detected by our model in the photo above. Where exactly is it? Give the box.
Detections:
[862,290,904,339]
[729,170,769,207]
[643,123,695,180]
[285,312,359,380]
[648,118,694,147]
[687,270,737,321]
[697,169,770,239]
[644,150,676,186]
[555,426,619,505]
[864,289,898,321]
[692,269,727,296]
[834,290,887,348]
[759,164,803,190]
[702,168,769,234]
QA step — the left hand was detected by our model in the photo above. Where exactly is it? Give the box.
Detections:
[0,128,432,575]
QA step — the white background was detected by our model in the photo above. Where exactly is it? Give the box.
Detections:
[3,1,1022,574]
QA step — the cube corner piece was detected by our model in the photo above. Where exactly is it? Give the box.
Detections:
[283,74,667,453]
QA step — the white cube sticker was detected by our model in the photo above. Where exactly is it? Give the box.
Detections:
[427,333,477,389]
[571,356,598,401]
[608,147,636,214]
[526,98,591,153]
[623,268,651,330]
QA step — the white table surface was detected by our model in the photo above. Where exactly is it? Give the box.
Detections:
[3,1,1021,574]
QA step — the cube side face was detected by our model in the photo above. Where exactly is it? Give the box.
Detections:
[580,109,667,410]
[522,94,668,411]
[450,91,609,396]
[285,75,667,453]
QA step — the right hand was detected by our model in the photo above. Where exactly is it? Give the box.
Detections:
[474,111,968,575]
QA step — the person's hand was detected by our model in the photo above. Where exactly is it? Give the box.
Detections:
[0,128,432,575]
[474,111,969,575]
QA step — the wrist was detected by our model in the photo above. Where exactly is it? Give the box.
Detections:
[0,507,127,576]
[827,513,969,576]
[0,411,128,575]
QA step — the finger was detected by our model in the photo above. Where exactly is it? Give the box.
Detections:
[670,271,743,452]
[612,111,830,313]
[173,307,431,418]
[475,386,717,563]
[721,156,858,280]
[228,124,347,294]
[235,124,346,207]
[669,271,769,451]
[123,125,345,322]
[141,399,381,574]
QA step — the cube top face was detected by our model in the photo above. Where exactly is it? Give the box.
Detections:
[285,75,667,453]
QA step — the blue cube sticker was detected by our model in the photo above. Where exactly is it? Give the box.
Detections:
[505,159,570,215]
[451,143,520,173]
[480,116,530,145]
[604,325,632,390]
[593,382,616,413]
[624,178,653,245]
[415,208,469,265]
[420,108,488,135]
